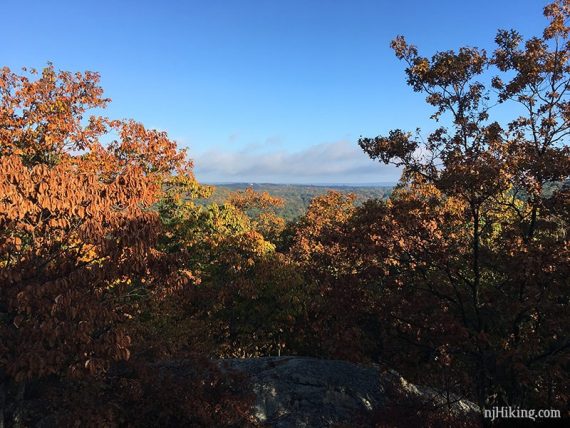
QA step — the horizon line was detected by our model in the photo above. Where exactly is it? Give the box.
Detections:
[202,181,397,187]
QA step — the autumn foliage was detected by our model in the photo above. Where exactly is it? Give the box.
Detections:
[1,1,569,426]
[356,0,570,412]
[0,65,254,426]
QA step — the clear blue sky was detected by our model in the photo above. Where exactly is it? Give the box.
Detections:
[2,0,546,183]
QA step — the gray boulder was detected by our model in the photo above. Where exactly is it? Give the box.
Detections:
[219,356,479,427]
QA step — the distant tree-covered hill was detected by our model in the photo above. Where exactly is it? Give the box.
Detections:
[200,183,394,220]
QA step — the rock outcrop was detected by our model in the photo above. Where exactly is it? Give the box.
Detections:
[219,356,479,427]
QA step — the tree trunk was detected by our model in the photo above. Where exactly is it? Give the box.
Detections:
[0,381,5,428]
[12,382,25,428]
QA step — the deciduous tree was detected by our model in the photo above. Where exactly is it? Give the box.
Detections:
[358,0,570,411]
[0,65,194,423]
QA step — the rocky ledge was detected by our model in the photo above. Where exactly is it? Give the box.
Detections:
[218,356,479,427]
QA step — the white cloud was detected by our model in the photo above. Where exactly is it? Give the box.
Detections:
[192,140,400,184]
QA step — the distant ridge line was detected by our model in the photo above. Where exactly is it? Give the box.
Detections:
[204,182,396,187]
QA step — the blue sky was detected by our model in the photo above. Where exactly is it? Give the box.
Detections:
[2,0,546,183]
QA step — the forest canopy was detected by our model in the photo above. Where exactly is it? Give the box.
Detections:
[0,1,569,426]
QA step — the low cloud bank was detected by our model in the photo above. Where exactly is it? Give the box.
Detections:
[193,140,400,184]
